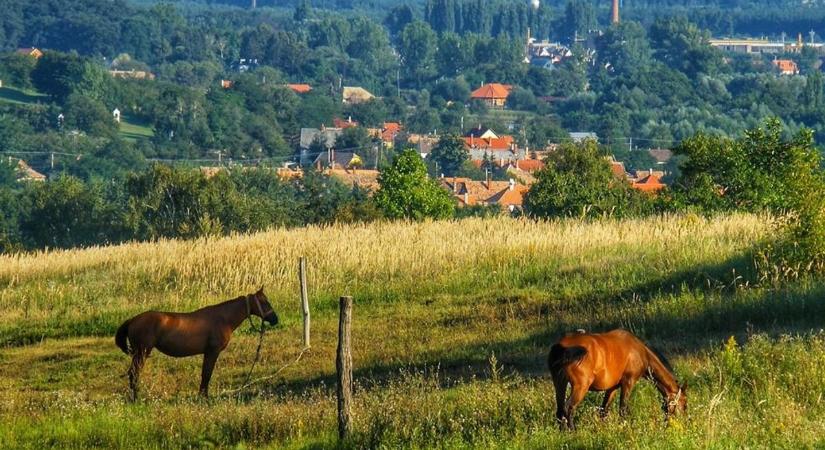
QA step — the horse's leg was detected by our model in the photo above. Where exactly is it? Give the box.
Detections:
[565,381,590,430]
[199,350,220,398]
[599,386,620,419]
[552,374,569,429]
[128,348,149,402]
[619,377,637,417]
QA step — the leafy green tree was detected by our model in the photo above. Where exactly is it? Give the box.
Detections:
[335,126,373,151]
[64,94,117,137]
[0,159,17,187]
[294,0,312,22]
[672,118,820,213]
[375,149,454,220]
[399,21,437,88]
[596,21,652,79]
[20,175,123,249]
[649,17,723,78]
[524,139,650,218]
[384,4,415,37]
[429,134,468,176]
[558,0,596,44]
[0,53,37,89]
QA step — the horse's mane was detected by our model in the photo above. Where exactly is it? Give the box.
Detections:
[649,346,674,374]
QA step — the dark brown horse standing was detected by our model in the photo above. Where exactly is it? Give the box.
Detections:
[115,287,279,400]
[548,329,687,429]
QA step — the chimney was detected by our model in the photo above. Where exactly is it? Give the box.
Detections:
[509,178,515,191]
[464,192,469,204]
[452,177,457,193]
[611,0,619,24]
[798,33,803,46]
[485,169,491,189]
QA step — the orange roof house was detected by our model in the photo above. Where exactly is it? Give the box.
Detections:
[470,83,513,108]
[632,173,666,193]
[16,48,43,59]
[440,177,528,212]
[773,59,799,75]
[333,117,358,129]
[287,83,312,94]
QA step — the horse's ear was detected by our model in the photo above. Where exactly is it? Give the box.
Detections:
[258,285,265,294]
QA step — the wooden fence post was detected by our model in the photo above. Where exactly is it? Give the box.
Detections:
[336,295,353,440]
[299,257,310,349]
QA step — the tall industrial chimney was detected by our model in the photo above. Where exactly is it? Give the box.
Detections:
[251,0,256,9]
[611,0,619,24]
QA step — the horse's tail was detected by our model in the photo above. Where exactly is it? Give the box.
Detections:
[115,319,132,355]
[548,344,587,375]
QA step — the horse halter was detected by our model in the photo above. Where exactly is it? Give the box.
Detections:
[244,294,266,331]
[667,388,683,409]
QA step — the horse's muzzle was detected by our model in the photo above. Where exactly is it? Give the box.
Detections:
[266,313,279,326]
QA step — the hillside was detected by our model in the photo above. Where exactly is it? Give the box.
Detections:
[2,215,825,448]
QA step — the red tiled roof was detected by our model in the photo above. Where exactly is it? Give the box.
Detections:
[287,83,312,93]
[772,59,798,73]
[470,83,512,100]
[333,117,358,129]
[610,161,627,178]
[381,122,402,142]
[513,159,545,172]
[632,174,666,193]
[463,135,515,151]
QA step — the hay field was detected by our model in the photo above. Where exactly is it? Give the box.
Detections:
[2,214,825,448]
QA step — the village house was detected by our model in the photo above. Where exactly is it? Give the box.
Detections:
[408,133,439,158]
[470,83,512,108]
[299,125,344,164]
[773,59,799,75]
[220,79,234,89]
[286,83,312,94]
[463,127,524,163]
[313,150,363,171]
[632,170,667,193]
[333,117,358,129]
[16,47,43,59]
[440,176,528,213]
[342,86,375,105]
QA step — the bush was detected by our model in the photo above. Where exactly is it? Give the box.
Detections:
[524,139,653,219]
[375,149,455,220]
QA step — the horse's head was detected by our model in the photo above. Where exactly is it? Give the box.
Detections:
[665,382,688,416]
[251,286,279,326]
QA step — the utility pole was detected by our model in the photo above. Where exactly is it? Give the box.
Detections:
[50,152,55,170]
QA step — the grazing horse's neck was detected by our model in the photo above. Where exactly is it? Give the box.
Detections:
[645,349,679,396]
[224,296,253,330]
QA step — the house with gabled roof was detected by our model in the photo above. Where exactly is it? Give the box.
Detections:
[773,59,799,75]
[313,150,363,171]
[287,83,312,94]
[16,47,43,59]
[342,86,375,104]
[470,83,512,108]
[632,172,667,193]
[440,176,528,212]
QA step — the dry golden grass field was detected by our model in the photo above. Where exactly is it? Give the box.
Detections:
[2,214,825,448]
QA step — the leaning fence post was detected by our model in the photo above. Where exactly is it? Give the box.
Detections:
[336,295,353,440]
[299,257,310,349]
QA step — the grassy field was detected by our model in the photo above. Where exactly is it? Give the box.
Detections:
[0,85,154,141]
[2,214,825,448]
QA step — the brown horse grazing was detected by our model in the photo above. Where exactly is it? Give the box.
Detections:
[548,329,687,429]
[115,287,279,400]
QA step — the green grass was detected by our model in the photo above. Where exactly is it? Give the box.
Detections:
[118,113,154,141]
[0,86,48,105]
[1,215,825,448]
